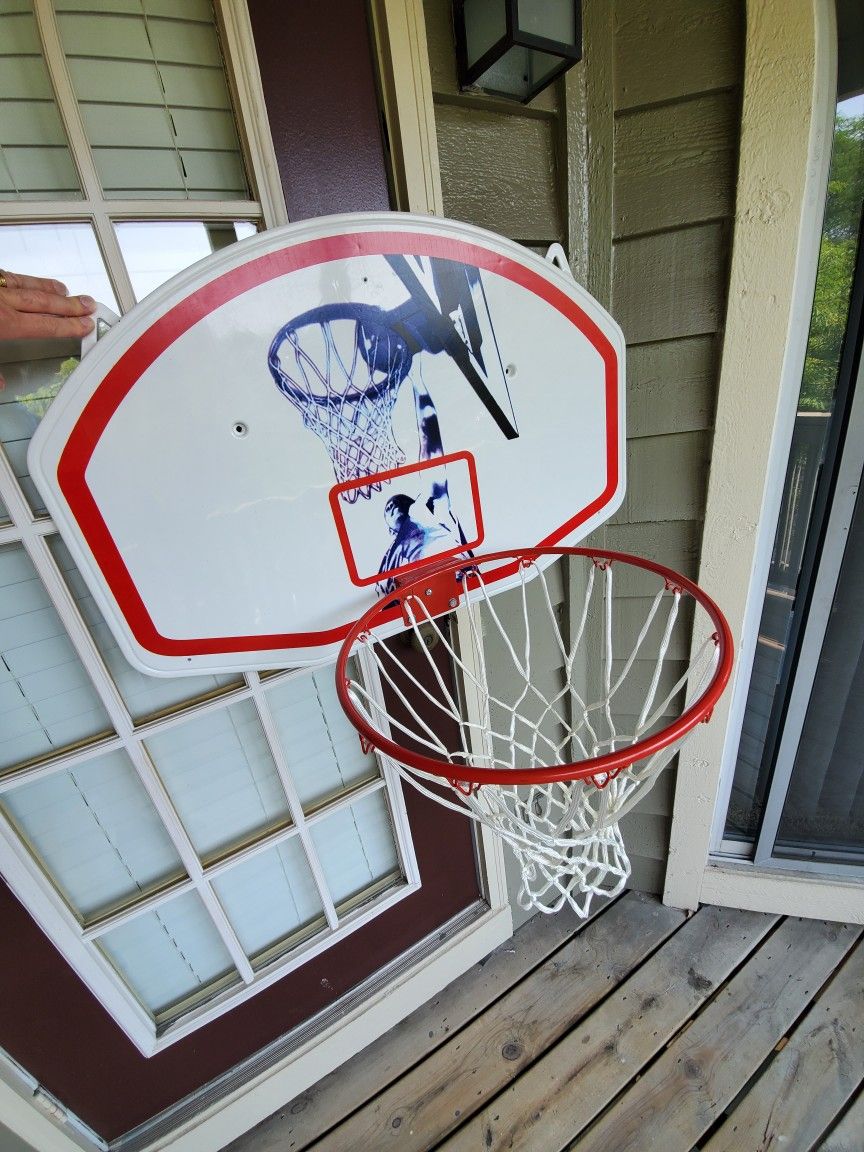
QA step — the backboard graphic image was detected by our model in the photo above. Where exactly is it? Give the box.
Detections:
[28,214,626,674]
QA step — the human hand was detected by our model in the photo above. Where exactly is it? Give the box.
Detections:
[0,270,97,342]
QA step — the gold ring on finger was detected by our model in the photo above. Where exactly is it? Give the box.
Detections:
[0,272,7,289]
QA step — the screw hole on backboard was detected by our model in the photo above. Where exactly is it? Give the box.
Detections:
[505,363,516,377]
[232,422,248,438]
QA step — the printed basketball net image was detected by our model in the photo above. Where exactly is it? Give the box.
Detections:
[337,548,733,916]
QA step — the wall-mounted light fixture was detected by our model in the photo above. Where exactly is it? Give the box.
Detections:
[453,0,582,104]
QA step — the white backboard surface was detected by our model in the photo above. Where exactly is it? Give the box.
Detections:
[28,214,625,674]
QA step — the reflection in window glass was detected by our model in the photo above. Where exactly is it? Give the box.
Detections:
[1,748,185,922]
[267,665,380,811]
[48,535,242,722]
[0,350,80,516]
[0,223,117,308]
[725,93,864,841]
[98,890,238,1019]
[144,699,291,860]
[212,837,326,964]
[115,220,257,299]
[0,545,113,770]
[310,791,400,911]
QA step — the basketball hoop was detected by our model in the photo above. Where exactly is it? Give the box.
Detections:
[337,548,733,917]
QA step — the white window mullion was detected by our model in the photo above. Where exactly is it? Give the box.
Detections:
[301,776,389,827]
[355,645,423,887]
[0,814,159,1048]
[0,734,125,794]
[215,0,288,229]
[0,199,263,222]
[1,455,255,981]
[82,875,197,942]
[121,741,256,985]
[3,482,136,730]
[246,671,340,930]
[0,522,21,548]
[31,0,138,310]
[131,680,256,740]
[32,0,102,205]
[89,209,137,314]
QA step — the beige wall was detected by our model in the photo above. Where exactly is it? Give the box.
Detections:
[602,0,744,892]
[422,0,565,250]
[422,0,744,901]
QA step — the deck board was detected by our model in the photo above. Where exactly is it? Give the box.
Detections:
[228,897,862,1152]
[703,939,864,1151]
[817,1085,864,1151]
[570,917,862,1152]
[227,898,601,1152]
[311,894,684,1152]
[440,904,775,1152]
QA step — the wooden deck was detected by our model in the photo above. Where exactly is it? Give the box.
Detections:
[228,892,864,1152]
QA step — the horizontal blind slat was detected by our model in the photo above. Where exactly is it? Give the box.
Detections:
[56,7,248,201]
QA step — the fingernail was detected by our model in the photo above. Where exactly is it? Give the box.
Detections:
[79,296,97,310]
[80,316,95,333]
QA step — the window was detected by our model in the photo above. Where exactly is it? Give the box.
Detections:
[0,0,416,1056]
[720,32,864,864]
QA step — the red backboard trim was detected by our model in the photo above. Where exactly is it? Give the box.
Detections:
[57,231,620,657]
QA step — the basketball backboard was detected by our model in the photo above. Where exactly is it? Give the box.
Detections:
[28,213,625,674]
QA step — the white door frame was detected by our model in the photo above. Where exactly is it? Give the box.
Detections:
[664,0,864,923]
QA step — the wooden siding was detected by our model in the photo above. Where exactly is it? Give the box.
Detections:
[601,0,743,891]
[422,0,564,249]
[420,0,742,902]
[228,892,864,1152]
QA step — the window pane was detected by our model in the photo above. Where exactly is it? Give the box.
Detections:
[267,666,381,812]
[0,3,82,201]
[774,483,864,863]
[114,220,258,300]
[48,535,242,722]
[0,544,113,769]
[0,225,116,517]
[0,222,117,308]
[57,2,250,200]
[144,699,291,860]
[310,791,401,911]
[725,97,864,841]
[212,837,326,965]
[0,747,185,921]
[97,889,238,1019]
[1,348,79,517]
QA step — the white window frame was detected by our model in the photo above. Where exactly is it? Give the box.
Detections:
[0,0,508,1057]
[0,0,422,1057]
[664,0,864,923]
[1,2,511,1144]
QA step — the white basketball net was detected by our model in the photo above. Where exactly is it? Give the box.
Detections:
[343,555,723,917]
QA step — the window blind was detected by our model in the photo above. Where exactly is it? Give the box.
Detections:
[267,669,381,811]
[49,535,241,722]
[211,838,326,963]
[55,0,249,199]
[98,888,237,1017]
[0,545,113,769]
[1,747,184,920]
[0,1,81,200]
[144,698,291,860]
